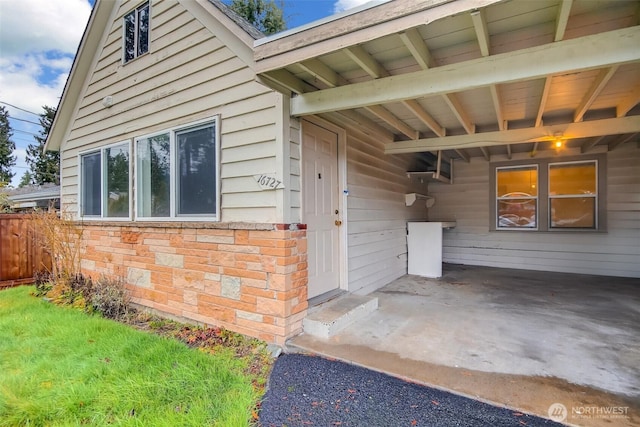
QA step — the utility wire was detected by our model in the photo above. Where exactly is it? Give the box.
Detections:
[12,129,40,137]
[10,116,42,126]
[11,136,36,143]
[0,101,41,117]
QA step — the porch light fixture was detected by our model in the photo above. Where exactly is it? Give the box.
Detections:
[553,132,564,149]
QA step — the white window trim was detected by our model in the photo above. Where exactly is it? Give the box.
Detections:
[78,141,133,221]
[122,1,150,64]
[490,154,606,232]
[135,116,221,222]
[548,159,598,230]
[495,164,539,231]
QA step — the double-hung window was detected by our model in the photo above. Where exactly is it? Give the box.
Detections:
[491,155,605,231]
[549,161,597,229]
[79,143,131,219]
[123,2,149,63]
[496,165,538,229]
[136,118,219,220]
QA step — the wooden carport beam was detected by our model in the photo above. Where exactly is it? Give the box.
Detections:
[345,46,387,79]
[320,110,394,142]
[385,116,640,154]
[470,9,490,57]
[264,69,310,94]
[399,28,433,70]
[471,9,507,130]
[366,105,419,140]
[574,66,618,122]
[535,76,553,127]
[290,27,640,116]
[490,85,506,131]
[480,146,491,161]
[554,0,574,42]
[340,110,395,141]
[299,58,345,87]
[530,142,539,157]
[608,133,637,151]
[581,136,606,153]
[536,0,573,127]
[403,99,446,137]
[299,56,418,139]
[271,59,398,142]
[345,44,427,140]
[617,85,640,117]
[443,93,475,134]
[398,28,446,136]
[471,9,507,131]
[455,149,471,162]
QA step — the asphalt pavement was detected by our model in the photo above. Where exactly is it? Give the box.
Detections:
[259,354,563,427]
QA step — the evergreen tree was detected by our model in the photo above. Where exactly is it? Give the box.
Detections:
[0,106,17,185]
[26,106,60,185]
[0,182,11,212]
[228,0,286,35]
[18,170,34,188]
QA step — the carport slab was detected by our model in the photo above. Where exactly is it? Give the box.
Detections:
[288,264,640,427]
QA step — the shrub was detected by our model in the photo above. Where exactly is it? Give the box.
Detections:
[30,209,83,280]
[36,272,130,321]
[89,276,130,321]
[68,273,93,299]
[32,270,54,297]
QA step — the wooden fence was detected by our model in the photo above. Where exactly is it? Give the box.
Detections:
[0,214,52,288]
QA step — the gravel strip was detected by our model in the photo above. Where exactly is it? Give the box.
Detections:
[260,354,562,427]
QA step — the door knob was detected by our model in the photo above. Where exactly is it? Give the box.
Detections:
[335,220,343,226]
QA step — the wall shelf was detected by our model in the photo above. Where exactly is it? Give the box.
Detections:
[406,171,450,184]
[405,193,435,207]
[405,150,452,184]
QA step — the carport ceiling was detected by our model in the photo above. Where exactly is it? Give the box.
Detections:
[254,0,640,162]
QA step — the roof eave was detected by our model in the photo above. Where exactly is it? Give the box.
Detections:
[254,0,504,73]
[44,0,113,152]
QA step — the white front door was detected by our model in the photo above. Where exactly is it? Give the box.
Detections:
[302,121,342,299]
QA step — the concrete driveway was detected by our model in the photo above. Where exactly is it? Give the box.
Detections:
[288,265,640,426]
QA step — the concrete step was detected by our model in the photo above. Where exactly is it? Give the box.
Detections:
[302,294,378,339]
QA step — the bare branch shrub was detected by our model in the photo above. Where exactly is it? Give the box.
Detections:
[30,208,83,279]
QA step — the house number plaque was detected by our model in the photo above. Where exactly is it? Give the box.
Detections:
[254,174,285,190]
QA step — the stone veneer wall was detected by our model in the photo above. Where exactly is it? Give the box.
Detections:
[79,222,308,345]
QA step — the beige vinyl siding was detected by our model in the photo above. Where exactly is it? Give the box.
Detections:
[428,145,640,278]
[60,0,283,222]
[345,130,429,294]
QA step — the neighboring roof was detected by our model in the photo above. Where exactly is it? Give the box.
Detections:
[7,185,61,209]
[255,0,640,160]
[7,185,61,202]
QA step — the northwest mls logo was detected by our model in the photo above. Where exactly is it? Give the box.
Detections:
[548,403,567,422]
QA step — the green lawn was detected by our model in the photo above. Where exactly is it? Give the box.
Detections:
[0,286,259,426]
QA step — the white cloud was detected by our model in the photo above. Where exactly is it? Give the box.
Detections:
[0,0,91,57]
[0,0,91,113]
[0,0,91,186]
[333,0,382,13]
[0,55,71,114]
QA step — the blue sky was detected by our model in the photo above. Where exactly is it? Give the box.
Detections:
[0,0,375,186]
